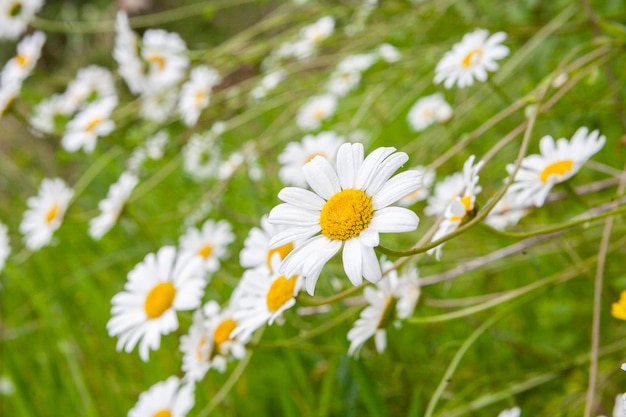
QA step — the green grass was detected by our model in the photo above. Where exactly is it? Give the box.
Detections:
[1,0,626,416]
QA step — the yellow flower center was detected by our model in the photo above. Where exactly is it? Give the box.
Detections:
[16,54,28,68]
[85,118,102,133]
[196,336,207,361]
[312,108,325,121]
[320,188,374,241]
[197,244,213,259]
[539,160,574,183]
[213,318,236,347]
[611,291,626,321]
[194,89,208,107]
[461,48,483,68]
[152,410,172,417]
[450,195,472,222]
[144,282,176,319]
[266,242,294,269]
[45,204,60,224]
[266,275,297,312]
[305,153,324,164]
[147,54,166,70]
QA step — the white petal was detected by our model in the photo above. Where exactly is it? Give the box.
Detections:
[369,207,419,233]
[372,170,422,209]
[342,238,363,286]
[277,187,325,210]
[336,142,363,189]
[303,156,341,200]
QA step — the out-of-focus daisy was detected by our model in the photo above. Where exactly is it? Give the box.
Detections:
[0,222,10,273]
[497,407,521,417]
[107,246,206,361]
[250,69,286,101]
[183,130,221,181]
[178,65,221,127]
[424,172,465,217]
[434,29,509,89]
[1,30,45,86]
[428,155,483,260]
[64,65,117,110]
[268,142,422,295]
[239,215,294,271]
[203,300,248,373]
[301,15,335,47]
[179,219,235,275]
[483,191,531,230]
[377,43,401,63]
[179,309,211,382]
[407,93,452,132]
[30,94,74,134]
[506,127,605,207]
[128,376,194,417]
[114,11,144,95]
[613,394,626,417]
[141,29,189,91]
[347,260,420,356]
[398,166,435,206]
[89,172,139,240]
[337,53,377,73]
[612,291,626,321]
[296,94,338,131]
[278,131,345,187]
[0,0,44,40]
[61,97,117,153]
[0,82,19,117]
[233,257,302,340]
[19,178,73,251]
[141,88,178,123]
[326,69,362,97]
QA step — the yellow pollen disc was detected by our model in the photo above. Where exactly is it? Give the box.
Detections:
[147,55,166,70]
[422,108,434,119]
[85,118,102,133]
[16,54,28,68]
[194,89,207,107]
[266,275,297,312]
[144,282,176,319]
[305,153,325,164]
[611,291,626,321]
[45,204,60,224]
[461,48,483,68]
[152,409,172,417]
[196,336,207,361]
[266,242,294,269]
[450,195,472,222]
[312,108,325,121]
[320,188,374,241]
[540,159,574,183]
[213,318,237,347]
[197,244,213,259]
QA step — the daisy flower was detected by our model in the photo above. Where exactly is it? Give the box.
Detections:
[202,300,248,373]
[326,70,362,97]
[233,257,303,340]
[179,309,211,382]
[497,407,521,417]
[64,65,117,110]
[0,82,19,117]
[483,190,531,230]
[106,246,206,361]
[296,94,338,131]
[347,260,420,356]
[183,131,221,181]
[61,97,117,153]
[239,215,294,271]
[141,29,189,91]
[300,16,335,47]
[114,11,145,95]
[1,30,46,86]
[178,65,221,127]
[434,29,509,89]
[0,222,10,273]
[612,291,626,321]
[398,166,435,206]
[250,69,286,101]
[424,171,466,217]
[179,219,235,275]
[128,376,194,417]
[336,53,377,73]
[0,0,44,40]
[406,93,452,132]
[30,93,74,134]
[89,172,139,240]
[268,142,422,295]
[140,88,178,123]
[278,131,345,187]
[19,178,74,251]
[506,127,606,207]
[613,394,626,417]
[428,155,483,260]
[377,43,401,63]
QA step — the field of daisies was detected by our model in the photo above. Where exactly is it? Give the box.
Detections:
[1,0,626,416]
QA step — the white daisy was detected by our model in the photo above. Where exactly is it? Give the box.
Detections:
[19,178,73,251]
[406,93,453,132]
[128,376,194,417]
[483,190,531,230]
[506,127,606,207]
[106,246,206,361]
[202,300,248,373]
[233,257,302,340]
[326,69,362,98]
[114,11,145,95]
[398,166,435,206]
[30,93,74,134]
[179,219,235,275]
[179,309,211,382]
[497,407,521,417]
[140,88,178,123]
[615,393,626,417]
[347,260,420,356]
[296,94,338,131]
[61,97,117,153]
[0,0,44,40]
[182,131,220,181]
[336,53,377,73]
[0,222,10,273]
[178,65,221,127]
[300,15,335,47]
[377,43,401,63]
[278,131,345,187]
[274,39,315,61]
[64,65,117,110]
[144,130,169,160]
[89,172,139,240]
[424,172,465,217]
[239,215,294,271]
[250,69,286,101]
[428,155,483,260]
[1,30,46,86]
[0,82,19,117]
[268,142,422,295]
[434,29,509,89]
[141,29,189,92]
